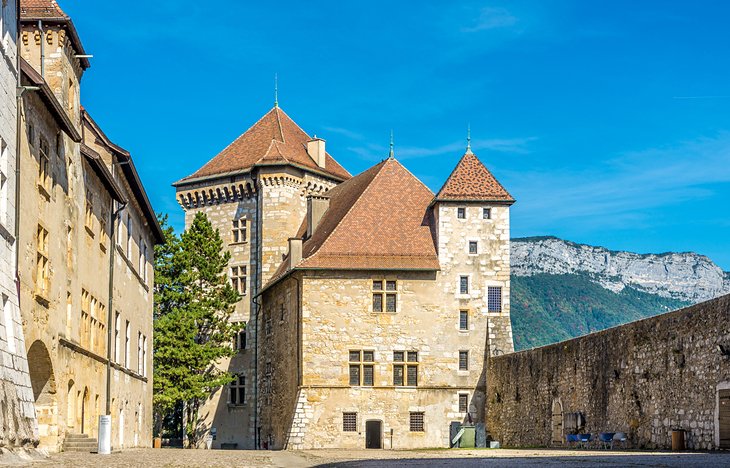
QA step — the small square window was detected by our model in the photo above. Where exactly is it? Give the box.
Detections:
[410,412,424,432]
[459,276,469,295]
[407,351,418,362]
[459,394,468,413]
[393,351,404,362]
[372,280,383,291]
[459,310,468,330]
[362,351,374,362]
[343,412,357,432]
[385,280,396,291]
[468,241,478,255]
[457,207,466,219]
[459,351,469,370]
[349,350,361,362]
[483,208,491,219]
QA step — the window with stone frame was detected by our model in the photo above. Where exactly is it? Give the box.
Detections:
[36,225,50,297]
[459,350,469,370]
[234,324,246,351]
[38,136,50,192]
[138,236,145,274]
[228,374,245,405]
[342,412,357,432]
[85,192,94,233]
[459,393,469,413]
[142,244,148,283]
[459,310,468,331]
[468,240,478,255]
[80,289,90,347]
[393,351,418,386]
[487,286,502,312]
[230,265,247,295]
[126,215,133,259]
[348,350,374,386]
[99,210,108,251]
[137,332,143,374]
[232,218,247,243]
[372,280,397,313]
[0,138,7,226]
[483,207,491,219]
[409,412,425,432]
[459,276,469,295]
[457,207,466,219]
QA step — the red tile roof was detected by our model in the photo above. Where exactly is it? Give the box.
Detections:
[20,0,67,18]
[263,158,440,290]
[176,107,351,184]
[434,151,514,203]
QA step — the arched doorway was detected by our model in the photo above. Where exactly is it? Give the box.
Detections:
[66,380,76,428]
[551,398,564,445]
[81,387,89,434]
[27,340,58,448]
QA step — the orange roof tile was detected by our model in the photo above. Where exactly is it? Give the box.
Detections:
[20,0,67,18]
[434,151,514,203]
[176,107,350,184]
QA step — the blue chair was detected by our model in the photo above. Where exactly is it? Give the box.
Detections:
[578,433,592,449]
[566,433,580,447]
[611,432,628,449]
[599,432,615,449]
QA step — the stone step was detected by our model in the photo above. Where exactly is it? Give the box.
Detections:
[63,446,98,453]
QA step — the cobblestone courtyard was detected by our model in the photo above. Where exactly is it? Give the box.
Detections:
[1,448,728,467]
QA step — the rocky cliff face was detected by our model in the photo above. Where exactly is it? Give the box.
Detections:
[512,236,730,303]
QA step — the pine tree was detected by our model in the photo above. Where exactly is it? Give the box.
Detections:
[152,213,242,445]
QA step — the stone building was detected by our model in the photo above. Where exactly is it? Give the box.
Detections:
[0,0,39,450]
[17,0,162,451]
[175,105,515,449]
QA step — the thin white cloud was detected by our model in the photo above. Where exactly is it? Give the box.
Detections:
[462,7,518,33]
[348,137,534,162]
[322,126,365,140]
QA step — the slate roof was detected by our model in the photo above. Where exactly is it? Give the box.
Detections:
[434,151,514,203]
[175,107,351,184]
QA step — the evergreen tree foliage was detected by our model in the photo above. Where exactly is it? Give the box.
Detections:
[152,212,242,445]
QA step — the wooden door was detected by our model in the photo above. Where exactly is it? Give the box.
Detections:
[365,420,382,449]
[720,390,730,449]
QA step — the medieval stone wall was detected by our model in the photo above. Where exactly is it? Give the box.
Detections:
[0,0,39,450]
[486,294,730,450]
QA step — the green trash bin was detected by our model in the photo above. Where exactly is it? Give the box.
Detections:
[460,425,476,448]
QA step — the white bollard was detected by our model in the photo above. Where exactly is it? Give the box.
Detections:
[98,414,112,454]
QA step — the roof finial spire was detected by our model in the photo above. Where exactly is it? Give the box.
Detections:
[466,123,473,154]
[274,73,279,108]
[388,130,395,159]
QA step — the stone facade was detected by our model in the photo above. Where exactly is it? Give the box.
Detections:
[486,294,730,450]
[258,199,513,450]
[0,0,39,450]
[175,165,337,449]
[16,8,159,452]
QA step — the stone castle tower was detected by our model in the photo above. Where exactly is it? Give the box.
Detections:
[174,105,350,449]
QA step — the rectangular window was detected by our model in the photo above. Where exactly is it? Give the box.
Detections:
[409,412,424,432]
[459,310,468,330]
[114,312,120,362]
[457,207,466,219]
[343,412,357,432]
[38,137,50,190]
[234,325,246,351]
[36,225,50,296]
[459,276,469,295]
[137,332,143,374]
[99,211,108,251]
[232,219,247,243]
[142,244,148,282]
[143,335,148,377]
[348,350,374,386]
[124,320,131,367]
[483,208,491,219]
[231,265,247,295]
[0,139,7,225]
[85,192,94,232]
[468,241,478,255]
[126,215,133,259]
[459,350,469,370]
[373,280,397,313]
[487,286,502,312]
[394,351,418,387]
[229,374,245,405]
[459,394,468,413]
[138,237,145,273]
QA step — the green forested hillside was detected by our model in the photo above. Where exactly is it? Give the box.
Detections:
[511,274,690,350]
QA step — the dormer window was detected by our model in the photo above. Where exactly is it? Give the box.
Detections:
[483,208,491,219]
[457,207,466,219]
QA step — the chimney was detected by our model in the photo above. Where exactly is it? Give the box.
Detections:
[307,195,330,238]
[288,238,302,268]
[307,136,326,169]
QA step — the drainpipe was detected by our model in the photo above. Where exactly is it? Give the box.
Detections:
[37,20,44,78]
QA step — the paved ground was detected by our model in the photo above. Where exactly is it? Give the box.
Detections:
[2,447,730,467]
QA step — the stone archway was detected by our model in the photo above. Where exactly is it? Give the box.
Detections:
[551,398,564,445]
[27,340,58,448]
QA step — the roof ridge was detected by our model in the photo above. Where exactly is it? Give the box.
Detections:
[305,159,390,260]
[276,107,328,166]
[273,107,285,142]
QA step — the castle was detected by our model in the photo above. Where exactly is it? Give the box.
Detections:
[174,105,515,449]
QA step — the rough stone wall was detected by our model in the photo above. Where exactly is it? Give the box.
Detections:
[486,294,730,450]
[0,0,39,450]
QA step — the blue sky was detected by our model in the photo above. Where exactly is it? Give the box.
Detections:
[64,1,730,269]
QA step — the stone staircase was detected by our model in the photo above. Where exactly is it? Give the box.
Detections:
[63,433,98,452]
